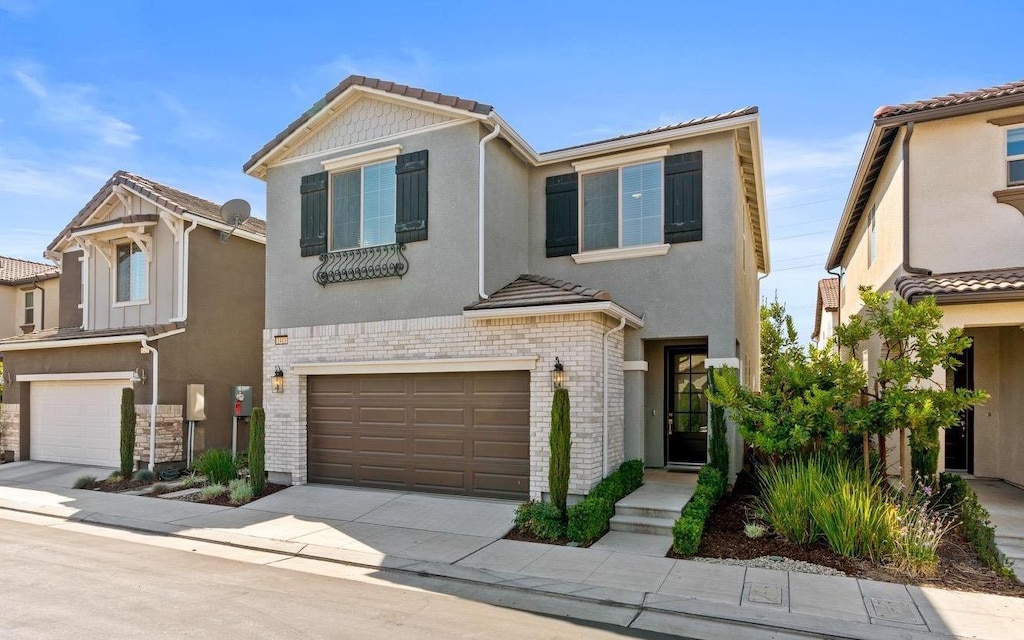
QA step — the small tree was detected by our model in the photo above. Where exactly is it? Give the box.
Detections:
[706,367,730,477]
[119,387,136,477]
[834,288,988,487]
[248,407,266,495]
[549,388,571,517]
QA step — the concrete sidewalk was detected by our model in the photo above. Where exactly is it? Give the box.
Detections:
[2,466,1023,639]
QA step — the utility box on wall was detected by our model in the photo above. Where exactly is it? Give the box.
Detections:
[231,385,253,418]
[186,384,206,421]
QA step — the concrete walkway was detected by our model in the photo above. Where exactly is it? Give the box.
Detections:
[2,462,1023,639]
[592,471,695,557]
[970,478,1024,582]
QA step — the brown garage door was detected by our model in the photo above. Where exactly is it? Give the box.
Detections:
[307,371,530,499]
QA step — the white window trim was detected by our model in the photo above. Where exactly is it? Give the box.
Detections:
[577,158,666,255]
[321,144,402,173]
[571,144,670,173]
[24,290,35,325]
[572,243,670,263]
[112,241,149,306]
[1006,126,1024,187]
[326,156,399,253]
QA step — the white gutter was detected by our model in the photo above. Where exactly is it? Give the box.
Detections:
[169,219,199,323]
[0,327,185,353]
[603,315,627,477]
[76,240,90,330]
[140,338,159,471]
[478,123,501,299]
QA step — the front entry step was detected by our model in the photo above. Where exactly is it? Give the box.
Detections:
[608,514,676,536]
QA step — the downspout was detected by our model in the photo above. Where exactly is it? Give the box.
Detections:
[140,338,159,471]
[603,315,627,477]
[901,122,930,276]
[169,219,199,323]
[478,123,502,299]
[77,241,90,330]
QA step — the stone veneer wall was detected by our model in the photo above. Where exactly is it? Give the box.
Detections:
[135,404,183,464]
[263,313,625,498]
[0,403,20,460]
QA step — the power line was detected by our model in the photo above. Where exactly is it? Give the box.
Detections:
[771,229,834,241]
[770,263,826,272]
[770,195,845,212]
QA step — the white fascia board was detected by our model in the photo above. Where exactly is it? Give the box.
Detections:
[535,113,760,167]
[291,356,538,376]
[178,213,266,245]
[826,124,886,269]
[17,371,135,382]
[0,334,148,352]
[321,144,402,172]
[572,145,671,173]
[747,118,771,273]
[623,360,649,372]
[464,301,644,328]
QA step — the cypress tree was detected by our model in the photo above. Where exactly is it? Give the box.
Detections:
[120,387,136,477]
[549,388,571,517]
[248,407,266,495]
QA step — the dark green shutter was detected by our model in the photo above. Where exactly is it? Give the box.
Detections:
[664,151,702,243]
[545,173,578,257]
[300,171,328,256]
[395,150,428,243]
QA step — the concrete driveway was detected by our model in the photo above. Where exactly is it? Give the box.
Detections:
[0,460,115,488]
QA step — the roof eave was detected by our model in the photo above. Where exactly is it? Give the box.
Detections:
[463,300,644,328]
[876,92,1024,126]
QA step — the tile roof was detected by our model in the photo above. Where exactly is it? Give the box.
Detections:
[542,107,759,154]
[874,80,1024,119]
[0,322,183,347]
[812,277,840,341]
[465,274,613,311]
[49,170,266,251]
[895,268,1024,303]
[0,255,59,285]
[243,75,493,173]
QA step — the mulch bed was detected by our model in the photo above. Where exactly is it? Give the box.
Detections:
[89,478,152,492]
[691,490,1024,597]
[153,482,288,507]
[504,527,579,547]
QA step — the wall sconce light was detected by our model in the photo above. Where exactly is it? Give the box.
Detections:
[551,357,566,390]
[131,368,147,385]
[271,366,285,394]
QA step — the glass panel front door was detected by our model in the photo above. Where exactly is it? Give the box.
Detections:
[666,347,708,465]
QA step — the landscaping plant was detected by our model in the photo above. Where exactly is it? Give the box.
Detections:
[548,387,571,517]
[119,387,136,478]
[228,478,255,505]
[706,366,731,477]
[566,459,644,544]
[514,501,566,540]
[132,469,155,483]
[888,485,956,577]
[671,465,726,555]
[938,473,1015,578]
[195,448,239,485]
[248,407,266,495]
[150,482,171,495]
[72,475,96,490]
[200,484,226,501]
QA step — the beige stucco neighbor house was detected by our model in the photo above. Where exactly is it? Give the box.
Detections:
[246,76,769,500]
[826,80,1024,486]
[0,256,59,340]
[0,171,266,469]
[811,277,839,350]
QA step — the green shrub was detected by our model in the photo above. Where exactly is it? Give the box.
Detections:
[132,469,155,483]
[119,387,136,478]
[619,459,644,493]
[178,472,200,489]
[744,522,766,539]
[195,449,239,486]
[939,472,1014,579]
[248,407,266,496]
[811,474,894,561]
[514,501,566,540]
[567,496,614,544]
[105,471,123,483]
[228,478,255,505]
[72,475,97,489]
[758,458,827,544]
[549,388,571,516]
[150,482,171,495]
[200,484,226,501]
[706,367,731,477]
[671,464,728,556]
[910,423,941,486]
[697,465,726,502]
[672,513,705,555]
[936,472,970,510]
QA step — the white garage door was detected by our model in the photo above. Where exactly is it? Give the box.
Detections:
[30,380,127,467]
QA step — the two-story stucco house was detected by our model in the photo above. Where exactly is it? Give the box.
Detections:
[0,171,266,469]
[826,80,1024,486]
[247,76,769,500]
[811,277,839,350]
[0,256,59,340]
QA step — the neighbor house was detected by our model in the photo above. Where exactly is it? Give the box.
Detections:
[246,76,769,500]
[811,276,839,350]
[826,80,1024,486]
[0,256,59,340]
[0,171,265,468]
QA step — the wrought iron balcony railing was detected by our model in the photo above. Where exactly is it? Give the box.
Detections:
[313,243,409,286]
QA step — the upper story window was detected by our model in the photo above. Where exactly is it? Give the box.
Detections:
[330,159,397,251]
[1007,128,1024,186]
[23,291,34,325]
[581,161,663,251]
[868,204,877,266]
[115,242,148,303]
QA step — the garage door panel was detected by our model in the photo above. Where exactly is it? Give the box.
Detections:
[308,371,529,498]
[31,379,124,467]
[309,406,354,423]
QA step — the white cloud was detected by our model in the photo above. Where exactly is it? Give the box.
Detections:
[9,61,141,148]
[157,92,220,143]
[763,133,865,179]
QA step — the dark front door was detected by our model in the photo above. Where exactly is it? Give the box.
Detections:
[666,346,709,465]
[946,343,975,473]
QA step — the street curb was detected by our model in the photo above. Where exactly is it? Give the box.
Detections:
[1,503,969,640]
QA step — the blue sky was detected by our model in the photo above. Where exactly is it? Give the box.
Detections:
[1,0,1021,340]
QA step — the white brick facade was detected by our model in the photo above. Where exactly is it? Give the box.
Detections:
[263,313,625,498]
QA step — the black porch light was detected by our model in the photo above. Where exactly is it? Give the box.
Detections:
[552,357,566,390]
[271,366,285,394]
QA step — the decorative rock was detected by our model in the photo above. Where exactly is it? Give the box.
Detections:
[692,555,846,576]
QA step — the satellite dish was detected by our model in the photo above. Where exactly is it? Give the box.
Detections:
[218,199,251,243]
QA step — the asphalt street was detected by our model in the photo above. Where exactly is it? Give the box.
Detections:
[0,518,685,639]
